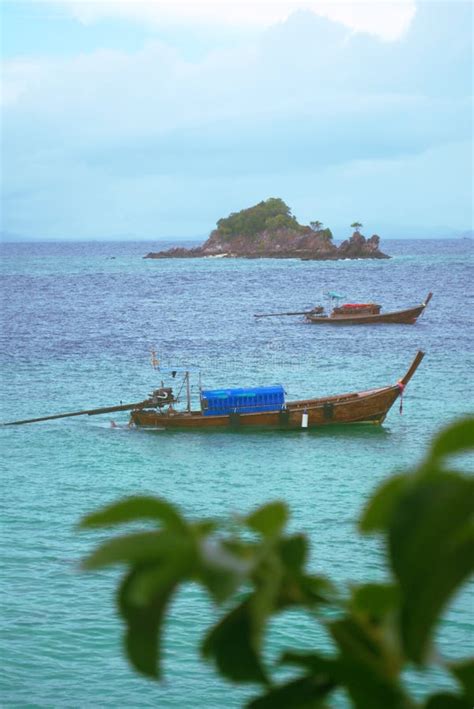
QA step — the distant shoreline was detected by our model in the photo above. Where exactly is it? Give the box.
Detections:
[1,235,471,244]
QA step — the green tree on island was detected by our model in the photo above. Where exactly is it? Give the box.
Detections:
[216,198,303,238]
[310,221,333,241]
[79,417,474,708]
[351,221,363,232]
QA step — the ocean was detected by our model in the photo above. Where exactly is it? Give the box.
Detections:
[1,238,473,707]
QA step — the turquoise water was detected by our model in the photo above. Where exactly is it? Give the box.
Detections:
[1,239,473,707]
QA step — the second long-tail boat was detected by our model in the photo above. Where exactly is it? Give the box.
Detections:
[255,293,432,324]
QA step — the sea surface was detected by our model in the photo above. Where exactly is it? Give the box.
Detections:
[1,238,473,708]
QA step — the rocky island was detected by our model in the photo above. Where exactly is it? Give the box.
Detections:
[144,198,389,260]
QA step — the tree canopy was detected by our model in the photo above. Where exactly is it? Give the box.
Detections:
[216,198,303,237]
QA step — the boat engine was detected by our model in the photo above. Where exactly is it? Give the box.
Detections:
[148,387,176,407]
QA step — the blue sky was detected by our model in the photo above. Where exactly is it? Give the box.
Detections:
[1,0,472,240]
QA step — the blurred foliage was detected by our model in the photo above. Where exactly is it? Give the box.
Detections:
[215,198,304,237]
[80,418,474,707]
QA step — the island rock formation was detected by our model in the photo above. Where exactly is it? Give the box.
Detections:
[144,199,389,260]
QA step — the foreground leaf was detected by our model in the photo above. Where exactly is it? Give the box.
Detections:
[202,600,268,683]
[329,617,411,709]
[248,676,335,708]
[198,536,251,603]
[351,583,400,618]
[388,472,474,663]
[280,651,339,676]
[424,694,471,709]
[246,501,288,538]
[81,530,186,570]
[359,476,408,533]
[450,659,474,702]
[427,418,474,466]
[118,564,178,679]
[278,534,308,571]
[80,496,187,532]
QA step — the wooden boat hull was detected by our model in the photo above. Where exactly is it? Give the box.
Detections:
[130,351,424,431]
[130,384,400,430]
[306,304,426,325]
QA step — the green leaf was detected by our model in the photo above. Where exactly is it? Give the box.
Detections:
[198,537,250,603]
[388,472,474,663]
[359,476,408,533]
[117,542,196,677]
[351,583,400,618]
[248,676,335,708]
[298,575,336,605]
[193,520,218,535]
[125,545,196,607]
[278,534,308,571]
[329,617,410,709]
[81,530,185,570]
[280,651,338,676]
[427,418,474,465]
[424,694,471,709]
[450,659,474,702]
[79,496,187,532]
[202,600,268,684]
[118,564,177,679]
[278,574,336,608]
[250,551,282,642]
[246,501,288,538]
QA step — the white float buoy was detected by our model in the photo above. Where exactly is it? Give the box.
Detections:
[301,411,308,428]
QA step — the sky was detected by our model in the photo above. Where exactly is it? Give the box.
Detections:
[0,0,472,240]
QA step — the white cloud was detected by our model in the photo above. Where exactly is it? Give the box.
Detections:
[50,0,416,40]
[1,1,471,238]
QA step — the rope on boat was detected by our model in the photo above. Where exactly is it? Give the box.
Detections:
[397,381,406,414]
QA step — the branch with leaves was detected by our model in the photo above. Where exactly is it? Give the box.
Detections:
[80,418,474,708]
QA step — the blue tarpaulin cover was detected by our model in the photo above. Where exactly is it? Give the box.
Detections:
[201,385,285,416]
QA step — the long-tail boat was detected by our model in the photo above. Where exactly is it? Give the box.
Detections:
[130,351,424,430]
[2,352,424,431]
[255,292,432,325]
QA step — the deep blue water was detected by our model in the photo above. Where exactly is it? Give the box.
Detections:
[1,238,473,707]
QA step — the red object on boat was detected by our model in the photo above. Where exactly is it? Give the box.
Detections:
[331,302,382,317]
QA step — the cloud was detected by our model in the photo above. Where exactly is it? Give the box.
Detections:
[1,1,472,238]
[51,0,416,40]
[2,7,470,145]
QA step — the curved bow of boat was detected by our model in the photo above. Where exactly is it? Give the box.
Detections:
[399,350,425,387]
[423,292,433,308]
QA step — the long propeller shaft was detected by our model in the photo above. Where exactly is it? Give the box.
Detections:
[1,400,149,426]
[254,310,312,318]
